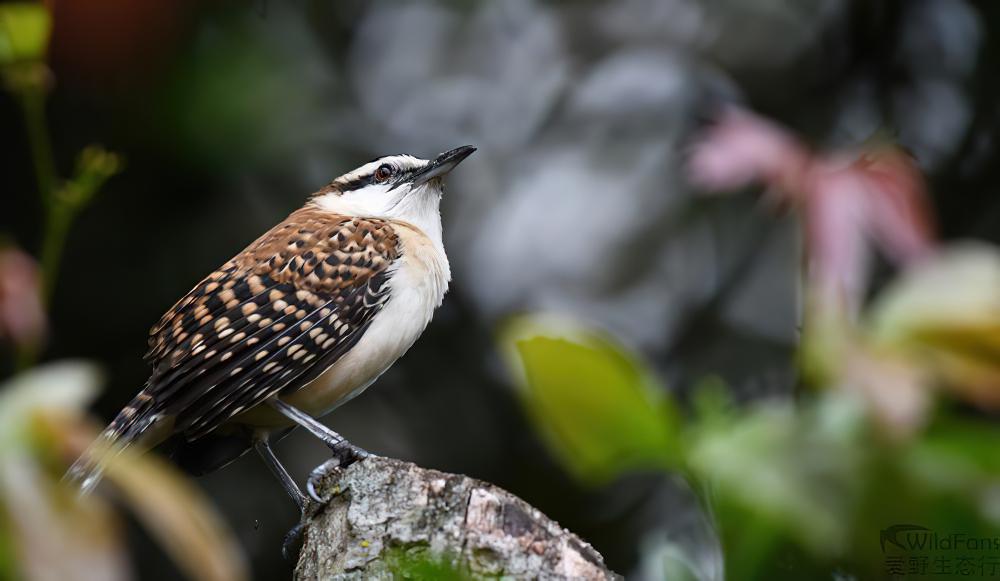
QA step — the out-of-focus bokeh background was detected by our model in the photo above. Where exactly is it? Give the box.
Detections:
[6,0,1000,579]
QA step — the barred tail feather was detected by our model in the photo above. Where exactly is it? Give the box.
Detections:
[64,390,156,494]
[64,427,117,495]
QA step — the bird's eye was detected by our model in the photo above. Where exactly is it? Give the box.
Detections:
[374,164,395,183]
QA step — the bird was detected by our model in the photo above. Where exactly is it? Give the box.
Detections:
[67,145,476,511]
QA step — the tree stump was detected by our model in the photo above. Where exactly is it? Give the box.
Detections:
[294,456,618,580]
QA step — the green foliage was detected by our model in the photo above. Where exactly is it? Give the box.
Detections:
[0,3,49,65]
[155,13,322,169]
[0,505,16,581]
[503,317,682,486]
[503,314,1000,580]
[686,393,867,574]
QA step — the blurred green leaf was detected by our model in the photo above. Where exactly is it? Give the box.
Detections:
[686,393,870,578]
[61,146,125,208]
[0,3,50,65]
[502,316,681,486]
[0,506,17,581]
[684,389,1000,579]
[156,13,321,169]
[904,414,1000,499]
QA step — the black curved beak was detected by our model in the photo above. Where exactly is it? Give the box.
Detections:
[411,145,476,186]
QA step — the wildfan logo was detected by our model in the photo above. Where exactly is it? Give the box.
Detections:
[880,524,1000,578]
[881,524,932,553]
[881,525,1000,553]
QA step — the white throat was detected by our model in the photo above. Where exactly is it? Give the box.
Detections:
[311,183,446,254]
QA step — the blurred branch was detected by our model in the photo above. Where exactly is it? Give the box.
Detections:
[296,456,618,580]
[37,147,123,302]
[16,80,55,207]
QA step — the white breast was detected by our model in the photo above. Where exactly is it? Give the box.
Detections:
[280,222,450,418]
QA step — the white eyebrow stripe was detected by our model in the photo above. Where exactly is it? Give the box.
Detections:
[332,155,426,188]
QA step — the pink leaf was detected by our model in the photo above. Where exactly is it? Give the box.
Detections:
[688,107,810,193]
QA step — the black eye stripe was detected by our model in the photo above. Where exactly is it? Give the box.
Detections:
[338,174,377,192]
[338,163,417,192]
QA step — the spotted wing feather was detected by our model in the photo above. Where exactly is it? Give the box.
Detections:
[142,207,399,442]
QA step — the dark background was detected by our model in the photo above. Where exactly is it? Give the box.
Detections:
[4,0,1000,578]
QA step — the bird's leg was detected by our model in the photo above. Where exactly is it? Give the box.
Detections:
[267,398,370,503]
[252,432,309,560]
[267,398,369,462]
[252,431,307,512]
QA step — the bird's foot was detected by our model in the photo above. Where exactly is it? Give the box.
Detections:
[281,521,306,561]
[305,444,370,503]
[331,440,369,465]
[282,442,372,558]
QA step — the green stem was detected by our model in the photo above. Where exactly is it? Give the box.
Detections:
[17,86,65,304]
[39,202,74,303]
[13,340,38,372]
[18,88,56,209]
[13,85,60,370]
[9,72,120,370]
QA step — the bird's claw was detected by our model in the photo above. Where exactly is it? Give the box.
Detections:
[306,464,332,504]
[305,445,369,504]
[280,446,372,559]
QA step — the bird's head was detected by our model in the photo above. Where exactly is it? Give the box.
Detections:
[312,146,476,232]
